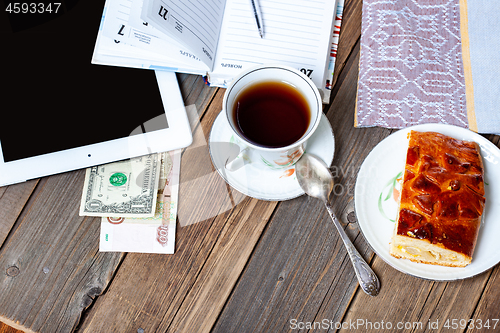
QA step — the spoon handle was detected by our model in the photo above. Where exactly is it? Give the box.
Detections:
[325,202,380,296]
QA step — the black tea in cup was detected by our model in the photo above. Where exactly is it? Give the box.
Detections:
[232,80,311,148]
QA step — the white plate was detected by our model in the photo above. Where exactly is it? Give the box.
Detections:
[209,111,335,201]
[355,124,500,280]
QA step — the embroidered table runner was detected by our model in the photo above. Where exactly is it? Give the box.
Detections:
[355,0,500,134]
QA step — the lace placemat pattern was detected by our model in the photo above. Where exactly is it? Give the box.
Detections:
[356,0,468,129]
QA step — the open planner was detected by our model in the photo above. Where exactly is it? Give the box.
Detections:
[92,0,339,101]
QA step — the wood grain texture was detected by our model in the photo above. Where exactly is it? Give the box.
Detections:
[0,322,24,333]
[337,127,500,331]
[79,197,277,333]
[466,136,500,333]
[0,180,38,248]
[1,0,498,331]
[78,85,279,332]
[210,26,387,333]
[467,265,500,332]
[177,73,217,116]
[340,256,493,332]
[177,89,245,226]
[0,73,215,333]
[308,40,391,328]
[163,198,277,333]
[0,171,123,333]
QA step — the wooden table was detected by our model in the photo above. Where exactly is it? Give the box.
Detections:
[1,0,499,332]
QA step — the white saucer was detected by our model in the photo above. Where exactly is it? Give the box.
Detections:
[209,111,335,201]
[355,124,500,280]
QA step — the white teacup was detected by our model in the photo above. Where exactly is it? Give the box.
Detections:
[223,64,322,171]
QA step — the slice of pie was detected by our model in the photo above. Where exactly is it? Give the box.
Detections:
[390,131,485,267]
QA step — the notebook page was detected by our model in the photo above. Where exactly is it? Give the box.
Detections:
[210,0,336,89]
[141,0,226,68]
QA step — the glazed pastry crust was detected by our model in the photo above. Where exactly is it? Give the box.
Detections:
[390,131,485,267]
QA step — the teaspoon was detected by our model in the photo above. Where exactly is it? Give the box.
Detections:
[295,153,380,296]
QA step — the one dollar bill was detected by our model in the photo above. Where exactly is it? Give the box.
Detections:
[79,153,160,218]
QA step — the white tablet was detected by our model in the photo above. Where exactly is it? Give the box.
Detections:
[0,70,192,187]
[1,2,193,187]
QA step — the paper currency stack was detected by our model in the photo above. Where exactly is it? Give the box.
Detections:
[79,151,181,254]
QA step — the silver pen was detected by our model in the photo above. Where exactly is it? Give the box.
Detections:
[250,0,264,38]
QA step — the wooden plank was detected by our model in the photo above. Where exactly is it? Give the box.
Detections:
[306,40,391,326]
[485,134,500,147]
[177,90,249,225]
[176,73,218,117]
[337,132,500,333]
[0,180,38,248]
[466,138,500,333]
[175,75,239,226]
[339,256,491,333]
[0,171,123,333]
[211,197,366,332]
[79,197,276,333]
[467,265,500,332]
[210,32,388,332]
[0,48,219,333]
[161,198,277,332]
[78,86,279,332]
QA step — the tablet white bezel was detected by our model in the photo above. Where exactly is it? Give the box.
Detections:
[0,71,192,187]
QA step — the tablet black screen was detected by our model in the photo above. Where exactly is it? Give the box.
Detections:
[1,0,169,162]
